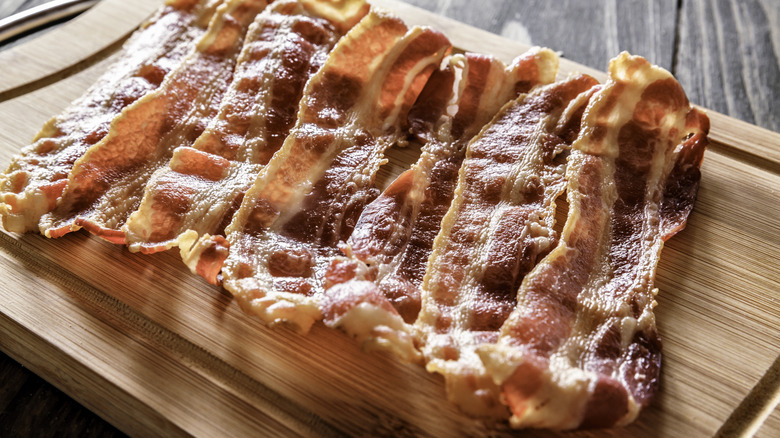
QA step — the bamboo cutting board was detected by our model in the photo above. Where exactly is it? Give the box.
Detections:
[0,0,778,436]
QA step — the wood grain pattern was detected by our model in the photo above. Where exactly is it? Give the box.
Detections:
[0,0,160,98]
[406,0,780,135]
[0,0,778,436]
[676,0,780,133]
[717,356,780,437]
[404,0,678,71]
[759,407,780,438]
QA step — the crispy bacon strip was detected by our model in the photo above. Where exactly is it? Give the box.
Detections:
[0,0,221,233]
[416,74,599,418]
[38,0,272,242]
[319,49,559,362]
[215,11,451,333]
[479,53,709,429]
[123,0,365,261]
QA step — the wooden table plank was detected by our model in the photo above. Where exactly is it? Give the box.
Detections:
[675,0,780,132]
[408,0,780,135]
[404,0,678,71]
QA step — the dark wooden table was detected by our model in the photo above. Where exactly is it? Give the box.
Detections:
[0,0,778,435]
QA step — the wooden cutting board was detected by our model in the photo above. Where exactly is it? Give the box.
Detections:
[0,0,778,436]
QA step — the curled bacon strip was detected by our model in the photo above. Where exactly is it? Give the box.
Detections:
[0,0,709,426]
[38,0,272,243]
[218,10,451,333]
[417,74,599,417]
[123,0,360,264]
[320,49,559,362]
[479,53,709,429]
[0,0,220,233]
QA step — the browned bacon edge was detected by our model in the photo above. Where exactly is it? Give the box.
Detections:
[0,0,711,430]
[478,52,709,430]
[0,0,219,233]
[218,10,451,333]
[319,49,560,363]
[39,0,272,243]
[416,74,599,419]
[123,0,362,263]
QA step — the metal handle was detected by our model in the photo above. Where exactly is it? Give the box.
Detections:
[0,0,99,45]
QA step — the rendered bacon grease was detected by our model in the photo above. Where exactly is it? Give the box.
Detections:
[0,0,708,430]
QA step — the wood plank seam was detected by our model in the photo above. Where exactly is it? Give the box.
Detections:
[0,230,342,438]
[373,0,780,167]
[669,0,683,75]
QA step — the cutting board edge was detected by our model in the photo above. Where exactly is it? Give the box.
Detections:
[0,0,161,99]
[0,278,187,437]
[0,231,348,437]
[0,0,777,436]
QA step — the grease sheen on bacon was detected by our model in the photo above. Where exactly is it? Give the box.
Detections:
[38,0,273,243]
[417,74,600,418]
[218,10,451,332]
[479,52,709,430]
[0,0,220,233]
[0,0,711,428]
[319,48,560,362]
[123,0,365,276]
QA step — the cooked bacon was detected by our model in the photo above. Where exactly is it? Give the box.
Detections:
[123,0,361,260]
[215,11,451,333]
[414,74,599,418]
[38,0,272,242]
[0,0,220,233]
[478,53,709,429]
[320,49,559,362]
[0,0,707,426]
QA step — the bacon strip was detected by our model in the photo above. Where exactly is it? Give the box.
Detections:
[38,0,272,243]
[320,49,559,362]
[478,53,709,429]
[415,74,599,418]
[0,0,221,233]
[123,0,365,263]
[216,11,451,333]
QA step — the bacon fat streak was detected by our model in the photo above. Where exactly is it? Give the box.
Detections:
[417,74,599,418]
[0,0,220,233]
[0,0,710,430]
[319,49,560,363]
[39,0,273,242]
[479,53,708,429]
[218,10,451,332]
[123,0,357,278]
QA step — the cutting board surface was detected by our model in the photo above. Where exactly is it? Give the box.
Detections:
[0,0,778,436]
